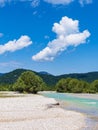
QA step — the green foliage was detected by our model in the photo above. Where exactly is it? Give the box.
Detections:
[90,80,98,93]
[1,69,98,88]
[0,69,98,93]
[13,71,46,94]
[56,72,98,83]
[38,73,57,87]
[0,69,57,88]
[56,78,97,93]
[56,78,72,92]
[0,69,28,85]
[0,84,13,91]
[68,79,81,93]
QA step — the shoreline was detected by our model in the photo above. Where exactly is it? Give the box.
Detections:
[39,91,98,100]
[68,93,98,100]
[39,91,98,130]
[0,92,87,130]
[57,99,98,130]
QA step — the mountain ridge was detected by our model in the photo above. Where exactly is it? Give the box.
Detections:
[0,69,98,87]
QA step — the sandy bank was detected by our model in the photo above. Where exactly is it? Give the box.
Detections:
[0,92,86,130]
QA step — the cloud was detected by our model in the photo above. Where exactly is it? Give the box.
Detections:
[0,0,93,7]
[0,35,32,54]
[0,61,23,68]
[44,35,50,39]
[0,0,5,7]
[43,0,74,5]
[0,0,10,7]
[79,0,92,6]
[0,0,40,7]
[0,33,4,38]
[44,0,93,5]
[33,11,38,15]
[31,0,40,8]
[32,16,90,61]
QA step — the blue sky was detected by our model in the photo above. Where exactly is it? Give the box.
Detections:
[0,0,97,75]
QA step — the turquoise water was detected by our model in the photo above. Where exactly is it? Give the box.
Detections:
[41,92,98,116]
[41,92,98,129]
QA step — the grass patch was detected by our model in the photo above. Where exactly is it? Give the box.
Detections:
[0,91,25,98]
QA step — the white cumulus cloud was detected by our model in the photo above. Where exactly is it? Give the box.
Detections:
[0,35,32,54]
[32,16,90,61]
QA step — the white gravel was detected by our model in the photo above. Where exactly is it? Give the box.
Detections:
[0,92,86,130]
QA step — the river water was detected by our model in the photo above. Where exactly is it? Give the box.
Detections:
[41,92,98,130]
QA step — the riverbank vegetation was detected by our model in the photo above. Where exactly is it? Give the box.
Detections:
[56,78,98,93]
[0,69,98,93]
[13,71,46,94]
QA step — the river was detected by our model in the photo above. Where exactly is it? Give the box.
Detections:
[41,92,98,130]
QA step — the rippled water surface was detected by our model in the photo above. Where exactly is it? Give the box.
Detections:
[41,92,98,129]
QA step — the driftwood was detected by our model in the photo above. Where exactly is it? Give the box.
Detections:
[46,102,60,109]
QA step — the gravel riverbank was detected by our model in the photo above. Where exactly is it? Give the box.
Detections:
[0,92,86,130]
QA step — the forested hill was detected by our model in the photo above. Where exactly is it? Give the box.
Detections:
[0,69,28,84]
[56,72,98,83]
[0,69,57,86]
[0,69,98,86]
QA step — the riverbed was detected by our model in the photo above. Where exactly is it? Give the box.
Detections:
[40,92,98,130]
[0,91,86,130]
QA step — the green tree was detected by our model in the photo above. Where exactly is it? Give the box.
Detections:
[81,81,90,93]
[0,84,13,91]
[56,78,91,93]
[90,80,98,93]
[13,71,46,94]
[68,78,79,93]
[70,80,90,93]
[56,78,72,92]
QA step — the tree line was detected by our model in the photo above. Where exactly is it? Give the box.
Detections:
[56,78,98,93]
[0,71,98,93]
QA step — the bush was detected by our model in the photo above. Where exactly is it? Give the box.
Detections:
[56,78,91,93]
[13,71,46,94]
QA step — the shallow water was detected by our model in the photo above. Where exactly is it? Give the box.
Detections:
[41,92,98,130]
